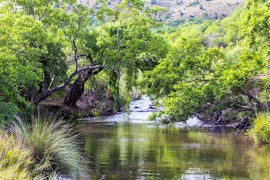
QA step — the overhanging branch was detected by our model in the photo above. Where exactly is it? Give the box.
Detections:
[33,65,104,104]
[240,89,267,111]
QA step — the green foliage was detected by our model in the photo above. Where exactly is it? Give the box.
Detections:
[248,113,270,144]
[91,2,169,107]
[0,10,68,122]
[141,0,270,122]
[143,35,226,121]
[0,13,43,122]
[0,0,168,121]
[1,0,268,126]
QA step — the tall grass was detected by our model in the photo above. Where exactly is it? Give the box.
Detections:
[13,116,89,179]
[248,112,270,144]
[0,130,45,179]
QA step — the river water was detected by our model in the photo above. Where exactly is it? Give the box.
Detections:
[77,97,270,180]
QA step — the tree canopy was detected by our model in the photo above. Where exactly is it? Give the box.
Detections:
[141,0,270,124]
[1,0,269,127]
[0,0,168,123]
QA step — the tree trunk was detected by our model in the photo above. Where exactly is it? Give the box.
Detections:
[33,65,104,104]
[64,67,103,106]
[64,71,89,106]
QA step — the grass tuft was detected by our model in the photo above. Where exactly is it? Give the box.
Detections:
[0,129,45,179]
[13,116,89,179]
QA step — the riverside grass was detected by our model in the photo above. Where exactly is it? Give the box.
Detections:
[248,112,270,144]
[13,116,89,179]
[0,116,89,179]
[0,130,45,179]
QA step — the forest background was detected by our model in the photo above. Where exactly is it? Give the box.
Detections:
[0,0,269,132]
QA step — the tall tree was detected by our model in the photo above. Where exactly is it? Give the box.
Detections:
[0,12,50,121]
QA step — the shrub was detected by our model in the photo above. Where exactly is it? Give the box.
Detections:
[13,116,89,179]
[248,113,270,144]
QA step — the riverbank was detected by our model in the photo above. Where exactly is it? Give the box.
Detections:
[38,94,253,131]
[38,94,115,120]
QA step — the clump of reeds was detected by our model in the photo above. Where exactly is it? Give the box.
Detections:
[0,129,45,179]
[0,115,89,179]
[13,116,89,179]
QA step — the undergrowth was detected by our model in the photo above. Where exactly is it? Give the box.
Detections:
[248,112,270,144]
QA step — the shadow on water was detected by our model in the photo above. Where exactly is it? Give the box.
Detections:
[76,97,270,180]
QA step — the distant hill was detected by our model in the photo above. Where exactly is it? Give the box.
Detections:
[145,0,246,21]
[83,0,246,25]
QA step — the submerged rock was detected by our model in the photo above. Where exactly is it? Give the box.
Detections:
[174,116,203,128]
[129,95,157,112]
[186,116,203,126]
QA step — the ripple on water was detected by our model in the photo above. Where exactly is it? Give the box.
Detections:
[180,168,214,180]
[79,111,155,124]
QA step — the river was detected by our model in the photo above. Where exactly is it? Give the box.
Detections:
[76,96,270,180]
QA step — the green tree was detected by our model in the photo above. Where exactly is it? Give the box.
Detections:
[142,0,270,123]
[0,0,168,121]
[0,13,46,121]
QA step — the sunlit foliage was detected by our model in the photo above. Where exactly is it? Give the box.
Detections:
[142,0,270,123]
[248,113,270,144]
[0,0,168,123]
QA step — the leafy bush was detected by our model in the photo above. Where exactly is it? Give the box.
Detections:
[13,117,89,179]
[248,113,270,144]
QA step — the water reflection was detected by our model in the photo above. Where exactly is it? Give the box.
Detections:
[77,122,270,180]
